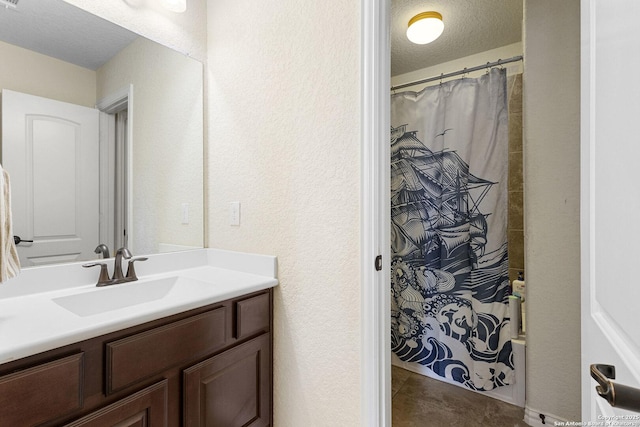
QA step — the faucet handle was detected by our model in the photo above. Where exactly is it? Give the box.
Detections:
[83,262,112,287]
[125,257,149,281]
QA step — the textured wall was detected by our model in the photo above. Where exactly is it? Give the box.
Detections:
[0,40,96,107]
[63,0,207,61]
[206,0,362,425]
[523,0,581,420]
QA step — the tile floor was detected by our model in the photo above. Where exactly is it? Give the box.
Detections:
[392,366,530,426]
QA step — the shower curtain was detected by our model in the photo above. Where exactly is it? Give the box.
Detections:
[390,68,513,391]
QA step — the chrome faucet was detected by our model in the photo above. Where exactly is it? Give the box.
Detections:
[83,247,147,287]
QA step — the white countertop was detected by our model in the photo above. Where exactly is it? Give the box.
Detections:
[0,249,278,365]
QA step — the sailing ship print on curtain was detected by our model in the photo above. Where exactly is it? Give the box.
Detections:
[390,68,513,391]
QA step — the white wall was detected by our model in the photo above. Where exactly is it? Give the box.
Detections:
[524,0,581,421]
[206,0,362,425]
[0,40,96,107]
[96,37,204,255]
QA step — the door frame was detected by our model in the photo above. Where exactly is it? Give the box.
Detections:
[580,0,593,419]
[96,84,134,253]
[361,0,391,425]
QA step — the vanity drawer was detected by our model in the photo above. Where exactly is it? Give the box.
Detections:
[64,380,168,427]
[0,353,84,426]
[106,307,226,393]
[235,292,270,340]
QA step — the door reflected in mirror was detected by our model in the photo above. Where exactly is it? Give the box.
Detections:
[0,0,204,267]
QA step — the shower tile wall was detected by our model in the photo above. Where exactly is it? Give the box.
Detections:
[508,74,524,283]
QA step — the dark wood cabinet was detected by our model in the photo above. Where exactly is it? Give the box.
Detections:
[0,289,272,427]
[64,380,169,427]
[106,307,227,394]
[184,333,271,427]
[0,353,84,426]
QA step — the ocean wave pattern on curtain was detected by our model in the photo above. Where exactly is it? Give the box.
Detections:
[390,68,513,391]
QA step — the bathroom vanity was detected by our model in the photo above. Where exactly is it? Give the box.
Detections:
[0,249,277,426]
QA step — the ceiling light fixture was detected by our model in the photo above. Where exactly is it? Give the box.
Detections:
[161,0,186,13]
[407,11,444,45]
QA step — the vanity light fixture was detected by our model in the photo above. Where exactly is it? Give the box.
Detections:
[0,0,18,9]
[161,0,186,13]
[407,11,444,45]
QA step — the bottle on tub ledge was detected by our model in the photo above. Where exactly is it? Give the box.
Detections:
[511,271,526,337]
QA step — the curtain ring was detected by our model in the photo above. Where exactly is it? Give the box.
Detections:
[461,68,468,80]
[439,73,444,86]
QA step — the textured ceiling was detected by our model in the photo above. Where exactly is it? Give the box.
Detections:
[392,0,523,76]
[0,0,138,70]
[0,0,521,76]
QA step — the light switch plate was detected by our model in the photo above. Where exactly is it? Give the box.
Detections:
[181,203,189,224]
[230,202,240,226]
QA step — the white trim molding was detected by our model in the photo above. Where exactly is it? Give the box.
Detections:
[361,0,391,425]
[524,406,569,427]
[96,84,134,253]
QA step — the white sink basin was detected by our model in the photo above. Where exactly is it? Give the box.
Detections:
[52,276,210,317]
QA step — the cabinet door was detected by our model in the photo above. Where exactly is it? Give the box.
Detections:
[64,380,168,427]
[0,353,83,426]
[184,333,271,427]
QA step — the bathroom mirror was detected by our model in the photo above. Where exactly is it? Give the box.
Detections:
[0,0,204,267]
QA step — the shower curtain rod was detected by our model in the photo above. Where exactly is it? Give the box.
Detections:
[390,55,523,92]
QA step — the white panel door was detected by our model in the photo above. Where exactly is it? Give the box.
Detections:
[2,89,99,266]
[581,0,640,421]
